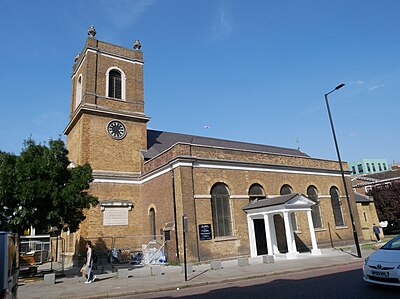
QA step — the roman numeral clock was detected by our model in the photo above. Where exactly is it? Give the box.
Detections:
[107,120,126,140]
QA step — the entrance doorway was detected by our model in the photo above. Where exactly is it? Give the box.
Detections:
[254,219,268,255]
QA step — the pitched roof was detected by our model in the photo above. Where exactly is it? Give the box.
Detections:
[354,192,373,203]
[143,129,310,160]
[242,193,315,211]
[365,169,400,180]
[352,170,400,188]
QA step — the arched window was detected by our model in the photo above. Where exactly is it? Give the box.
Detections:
[280,185,297,230]
[75,75,82,109]
[330,187,344,227]
[149,208,156,240]
[108,69,122,99]
[249,183,266,202]
[307,186,322,228]
[211,183,232,237]
[280,185,292,195]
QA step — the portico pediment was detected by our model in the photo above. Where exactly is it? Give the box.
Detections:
[243,193,315,215]
[285,194,316,208]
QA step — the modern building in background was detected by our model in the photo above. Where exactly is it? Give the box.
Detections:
[349,159,389,176]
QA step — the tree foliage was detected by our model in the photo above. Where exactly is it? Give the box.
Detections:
[367,181,400,224]
[0,138,98,234]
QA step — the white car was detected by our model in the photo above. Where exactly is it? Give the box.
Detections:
[363,234,400,286]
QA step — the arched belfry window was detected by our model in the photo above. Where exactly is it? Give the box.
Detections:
[330,187,344,227]
[307,186,322,228]
[211,183,232,238]
[75,75,82,109]
[109,70,122,99]
[280,184,297,230]
[149,208,156,240]
[249,183,266,202]
[106,67,126,100]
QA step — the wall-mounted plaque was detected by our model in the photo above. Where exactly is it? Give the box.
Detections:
[199,224,212,241]
[103,207,128,226]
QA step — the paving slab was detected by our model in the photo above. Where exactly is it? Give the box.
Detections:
[18,248,372,299]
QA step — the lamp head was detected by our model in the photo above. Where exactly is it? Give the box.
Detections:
[335,83,345,90]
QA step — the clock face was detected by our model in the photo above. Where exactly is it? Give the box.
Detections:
[107,120,126,139]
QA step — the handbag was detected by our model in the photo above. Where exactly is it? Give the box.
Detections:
[80,264,87,275]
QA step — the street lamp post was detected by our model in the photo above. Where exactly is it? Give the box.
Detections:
[324,83,362,258]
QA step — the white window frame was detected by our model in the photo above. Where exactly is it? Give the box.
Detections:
[75,74,83,109]
[105,66,126,100]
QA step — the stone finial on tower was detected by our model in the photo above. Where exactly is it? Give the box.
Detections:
[133,39,141,50]
[88,25,97,38]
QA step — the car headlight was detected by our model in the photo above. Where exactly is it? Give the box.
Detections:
[364,257,369,265]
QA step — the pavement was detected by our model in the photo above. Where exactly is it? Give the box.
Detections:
[18,246,374,299]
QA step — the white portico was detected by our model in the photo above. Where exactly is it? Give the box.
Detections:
[243,193,322,259]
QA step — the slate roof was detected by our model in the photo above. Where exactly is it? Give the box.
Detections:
[352,169,400,188]
[364,169,400,180]
[143,129,310,160]
[354,192,373,203]
[243,193,304,211]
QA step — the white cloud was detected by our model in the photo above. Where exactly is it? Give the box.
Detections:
[369,83,386,91]
[349,80,365,85]
[100,0,156,29]
[349,132,357,137]
[210,1,233,41]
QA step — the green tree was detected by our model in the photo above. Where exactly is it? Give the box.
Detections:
[367,181,400,224]
[0,138,98,234]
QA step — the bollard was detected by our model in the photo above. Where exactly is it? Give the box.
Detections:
[150,265,162,276]
[118,268,129,279]
[237,257,250,267]
[44,273,56,284]
[210,260,222,270]
[263,255,275,264]
[182,263,193,273]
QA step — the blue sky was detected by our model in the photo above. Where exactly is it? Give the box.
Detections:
[1,0,399,165]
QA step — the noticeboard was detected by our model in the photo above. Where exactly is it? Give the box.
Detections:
[198,224,212,241]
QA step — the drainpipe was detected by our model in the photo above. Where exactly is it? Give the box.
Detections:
[190,142,201,262]
[171,167,179,260]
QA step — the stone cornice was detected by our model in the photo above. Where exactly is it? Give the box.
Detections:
[64,104,150,135]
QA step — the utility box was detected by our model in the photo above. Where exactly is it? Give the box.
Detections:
[0,231,19,299]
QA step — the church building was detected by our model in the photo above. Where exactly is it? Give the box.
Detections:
[63,26,366,264]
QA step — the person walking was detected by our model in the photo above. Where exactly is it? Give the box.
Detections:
[85,241,97,283]
[373,224,381,242]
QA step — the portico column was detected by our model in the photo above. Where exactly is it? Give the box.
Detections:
[247,216,257,257]
[270,215,279,254]
[306,210,321,255]
[283,211,297,259]
[263,213,273,256]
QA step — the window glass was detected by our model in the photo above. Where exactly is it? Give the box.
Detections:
[307,186,322,228]
[357,164,363,173]
[149,208,156,240]
[75,75,82,109]
[378,163,382,171]
[249,183,266,202]
[280,185,297,230]
[108,70,122,99]
[211,184,232,237]
[366,163,371,172]
[330,187,344,226]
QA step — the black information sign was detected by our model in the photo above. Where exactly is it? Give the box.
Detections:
[199,224,212,241]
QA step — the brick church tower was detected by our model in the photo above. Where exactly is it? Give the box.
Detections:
[64,25,149,174]
[63,26,149,250]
